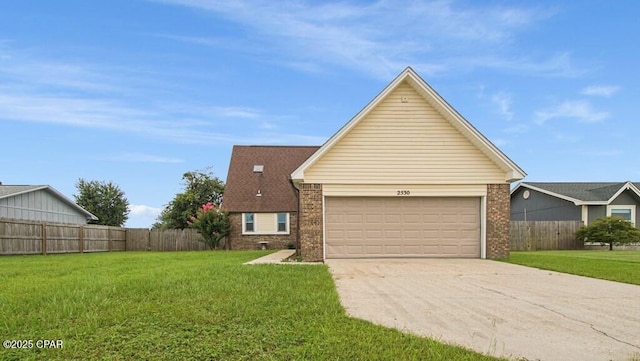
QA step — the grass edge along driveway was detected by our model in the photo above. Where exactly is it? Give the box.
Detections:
[0,251,502,361]
[500,250,640,286]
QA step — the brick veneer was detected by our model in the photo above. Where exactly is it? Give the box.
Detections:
[486,183,511,258]
[227,212,298,250]
[299,183,323,261]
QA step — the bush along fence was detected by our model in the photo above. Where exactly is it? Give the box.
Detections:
[0,218,211,255]
[510,220,585,251]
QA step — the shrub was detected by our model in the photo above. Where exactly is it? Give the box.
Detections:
[188,203,231,250]
[576,216,640,250]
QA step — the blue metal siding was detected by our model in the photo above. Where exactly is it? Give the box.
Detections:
[511,187,581,221]
[0,189,88,224]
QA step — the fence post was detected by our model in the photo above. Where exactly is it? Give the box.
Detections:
[41,223,47,255]
[108,227,112,252]
[79,225,84,253]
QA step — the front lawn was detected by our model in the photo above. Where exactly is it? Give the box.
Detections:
[501,251,640,285]
[0,251,499,360]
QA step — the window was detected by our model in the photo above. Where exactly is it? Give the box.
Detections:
[244,213,255,232]
[607,205,636,226]
[611,209,632,221]
[277,213,287,232]
[241,212,289,234]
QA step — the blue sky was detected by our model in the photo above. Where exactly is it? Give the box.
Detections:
[1,1,638,227]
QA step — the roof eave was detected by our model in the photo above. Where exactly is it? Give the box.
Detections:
[44,186,99,220]
[515,183,584,205]
[291,68,410,181]
[290,66,526,183]
[405,70,526,183]
[605,181,640,204]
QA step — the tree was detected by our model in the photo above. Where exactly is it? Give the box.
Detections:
[576,216,640,250]
[188,202,231,250]
[154,168,225,229]
[74,179,130,227]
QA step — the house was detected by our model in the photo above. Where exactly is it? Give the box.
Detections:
[511,182,640,226]
[0,184,98,224]
[224,67,526,261]
[223,146,319,250]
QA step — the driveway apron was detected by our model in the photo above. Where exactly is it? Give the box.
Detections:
[326,259,640,361]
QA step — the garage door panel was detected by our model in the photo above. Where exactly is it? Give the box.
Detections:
[325,197,480,258]
[363,245,382,254]
[365,214,382,223]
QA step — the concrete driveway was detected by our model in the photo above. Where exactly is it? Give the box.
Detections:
[326,259,640,361]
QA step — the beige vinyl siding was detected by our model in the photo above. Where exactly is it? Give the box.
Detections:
[304,81,504,184]
[323,184,487,197]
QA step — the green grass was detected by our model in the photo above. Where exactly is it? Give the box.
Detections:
[501,250,640,285]
[0,251,500,360]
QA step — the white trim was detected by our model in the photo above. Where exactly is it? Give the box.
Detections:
[512,182,640,207]
[241,212,290,235]
[291,67,525,183]
[322,184,487,197]
[606,205,636,226]
[323,195,484,259]
[481,195,487,259]
[512,183,586,205]
[0,185,98,220]
[606,182,640,204]
[322,195,327,261]
[581,205,588,225]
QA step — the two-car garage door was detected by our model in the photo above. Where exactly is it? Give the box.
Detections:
[325,197,480,258]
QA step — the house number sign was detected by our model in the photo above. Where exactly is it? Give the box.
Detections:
[396,190,411,196]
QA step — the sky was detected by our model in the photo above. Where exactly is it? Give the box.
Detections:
[1,1,638,228]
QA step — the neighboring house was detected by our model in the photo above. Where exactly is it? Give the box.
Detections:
[0,184,98,224]
[223,146,319,250]
[224,67,526,261]
[511,182,640,227]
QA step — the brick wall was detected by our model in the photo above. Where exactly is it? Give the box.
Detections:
[227,212,298,250]
[486,183,511,258]
[299,183,323,261]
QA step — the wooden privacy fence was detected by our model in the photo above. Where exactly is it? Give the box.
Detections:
[510,221,585,251]
[0,218,209,255]
[126,228,208,252]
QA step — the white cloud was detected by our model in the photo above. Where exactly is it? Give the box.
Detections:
[491,138,509,147]
[502,123,529,133]
[491,92,514,121]
[534,100,609,125]
[581,85,620,97]
[572,149,622,157]
[552,131,581,143]
[129,204,163,218]
[150,0,559,78]
[101,153,184,164]
[0,45,323,146]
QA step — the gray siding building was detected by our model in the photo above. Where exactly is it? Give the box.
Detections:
[511,182,640,227]
[0,185,98,224]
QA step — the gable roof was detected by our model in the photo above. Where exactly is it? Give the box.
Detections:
[512,182,640,205]
[0,185,99,220]
[291,66,526,183]
[223,146,320,212]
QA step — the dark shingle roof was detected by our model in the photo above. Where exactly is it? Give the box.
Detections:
[223,146,319,212]
[524,182,640,202]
